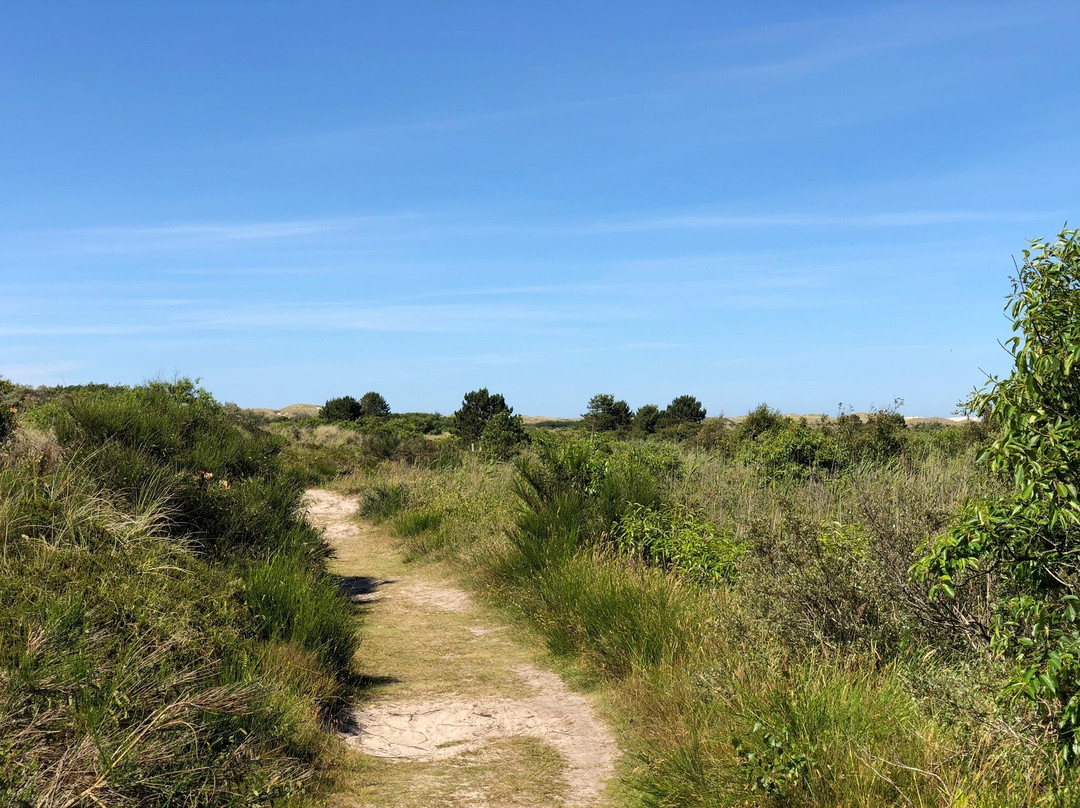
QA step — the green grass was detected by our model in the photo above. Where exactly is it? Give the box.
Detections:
[393,508,443,537]
[2,381,358,806]
[359,482,410,522]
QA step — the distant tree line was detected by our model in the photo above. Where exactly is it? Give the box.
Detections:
[583,393,707,436]
[322,391,391,421]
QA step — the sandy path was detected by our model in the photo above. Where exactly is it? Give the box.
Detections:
[304,489,619,808]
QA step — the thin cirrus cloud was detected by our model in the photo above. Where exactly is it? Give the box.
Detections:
[4,214,424,258]
[267,8,1041,152]
[176,301,626,335]
[7,208,1056,260]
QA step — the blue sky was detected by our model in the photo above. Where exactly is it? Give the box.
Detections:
[2,2,1078,417]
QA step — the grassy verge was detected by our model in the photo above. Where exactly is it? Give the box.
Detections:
[337,433,1078,806]
[1,381,357,806]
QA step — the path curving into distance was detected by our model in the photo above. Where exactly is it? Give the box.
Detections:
[304,489,620,808]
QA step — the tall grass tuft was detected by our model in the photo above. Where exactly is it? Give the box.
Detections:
[359,482,409,522]
[243,552,359,675]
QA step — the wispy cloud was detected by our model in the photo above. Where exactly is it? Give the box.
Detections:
[0,324,155,336]
[267,93,655,148]
[64,214,421,250]
[10,208,1055,263]
[574,210,1057,235]
[179,301,623,334]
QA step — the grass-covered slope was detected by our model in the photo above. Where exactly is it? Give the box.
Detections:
[0,380,356,807]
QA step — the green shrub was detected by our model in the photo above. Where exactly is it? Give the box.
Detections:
[358,391,390,418]
[634,403,662,435]
[322,395,362,421]
[583,393,633,432]
[452,388,515,443]
[737,418,843,478]
[0,377,19,444]
[737,403,785,440]
[615,503,744,585]
[659,394,707,427]
[479,410,529,459]
[917,228,1080,759]
[514,435,668,550]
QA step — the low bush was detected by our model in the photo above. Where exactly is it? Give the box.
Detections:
[615,502,743,585]
[242,551,358,674]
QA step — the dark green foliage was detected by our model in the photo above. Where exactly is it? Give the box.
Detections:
[688,418,727,450]
[0,378,18,444]
[738,403,785,440]
[514,435,671,550]
[634,403,661,435]
[29,380,327,562]
[917,228,1080,759]
[360,482,410,521]
[358,391,391,418]
[452,388,513,443]
[479,410,529,460]
[821,401,909,462]
[656,421,701,443]
[737,417,843,479]
[361,426,403,460]
[322,395,363,421]
[660,394,707,427]
[583,393,633,432]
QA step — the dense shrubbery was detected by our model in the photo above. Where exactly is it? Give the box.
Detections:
[615,502,743,585]
[2,380,356,806]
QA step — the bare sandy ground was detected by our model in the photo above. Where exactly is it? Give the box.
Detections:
[303,489,619,808]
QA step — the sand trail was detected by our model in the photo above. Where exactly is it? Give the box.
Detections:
[304,489,619,808]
